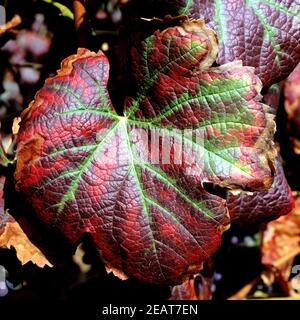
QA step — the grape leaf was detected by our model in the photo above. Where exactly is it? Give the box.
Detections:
[15,20,276,284]
[140,0,300,87]
[227,156,294,226]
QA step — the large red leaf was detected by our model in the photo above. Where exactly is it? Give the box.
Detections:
[139,0,300,87]
[227,156,294,226]
[15,20,276,284]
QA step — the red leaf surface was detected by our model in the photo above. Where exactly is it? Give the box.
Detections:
[227,156,294,226]
[140,0,300,87]
[15,20,276,284]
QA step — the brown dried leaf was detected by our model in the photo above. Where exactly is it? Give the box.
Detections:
[261,193,300,280]
[0,218,53,268]
[0,175,52,268]
[12,117,21,135]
